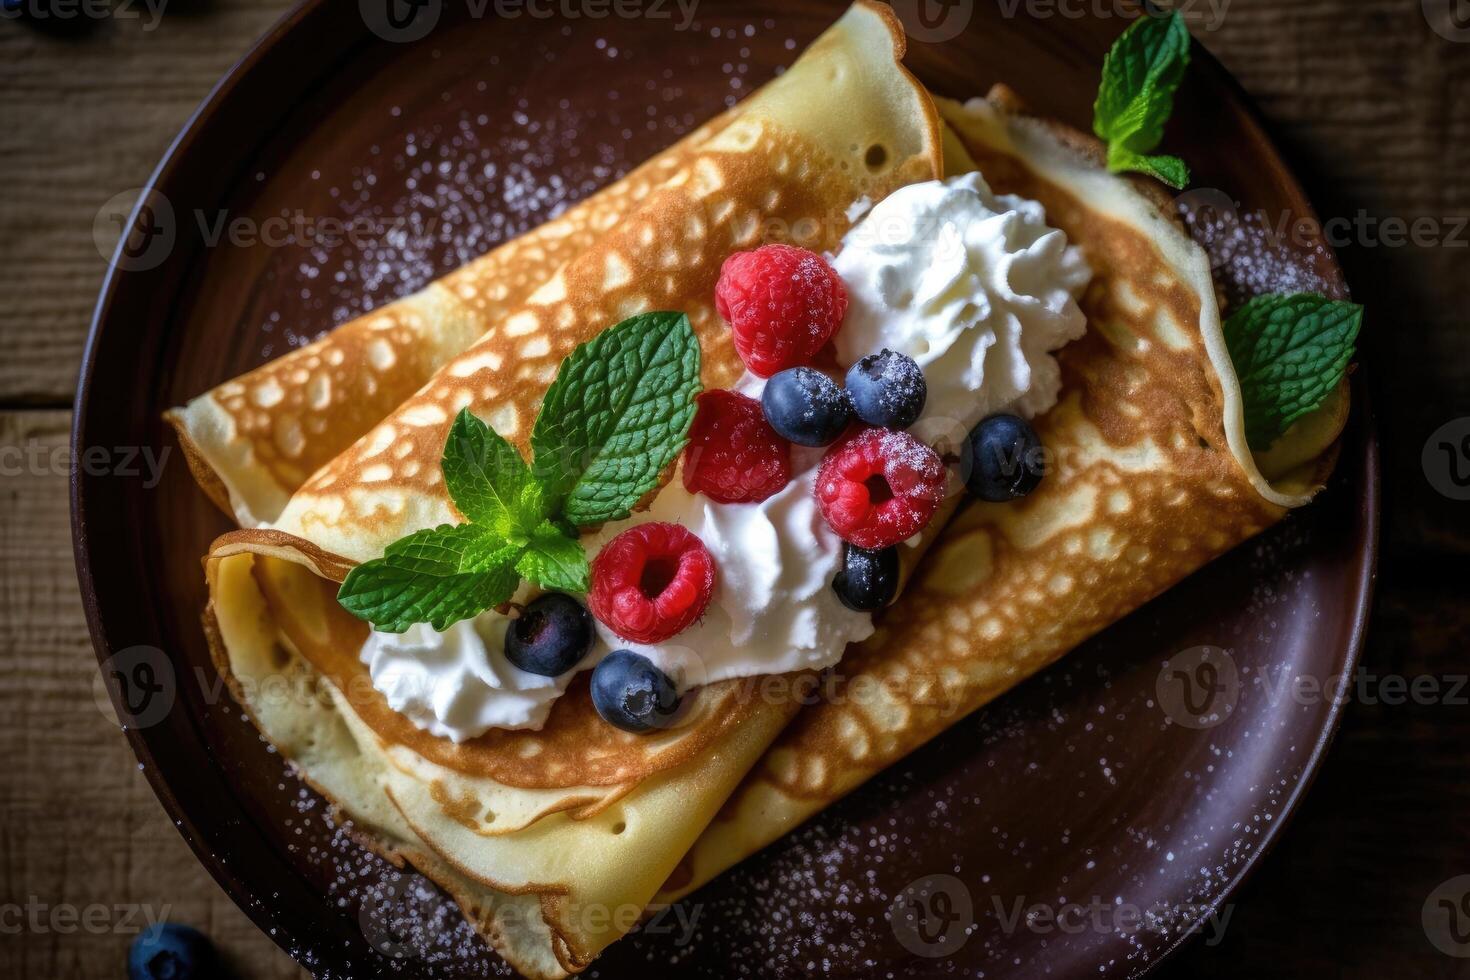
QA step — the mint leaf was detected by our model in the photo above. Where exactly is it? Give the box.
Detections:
[1107,146,1190,190]
[338,523,522,632]
[1223,293,1362,451]
[515,520,590,593]
[442,408,541,537]
[531,312,701,526]
[1094,11,1192,187]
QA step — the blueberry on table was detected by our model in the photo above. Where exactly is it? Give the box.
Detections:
[845,349,927,430]
[832,544,900,611]
[505,593,595,676]
[590,649,682,733]
[761,366,852,447]
[965,413,1045,502]
[128,924,215,980]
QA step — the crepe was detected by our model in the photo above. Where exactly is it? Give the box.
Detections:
[195,3,945,975]
[167,112,734,527]
[654,88,1349,903]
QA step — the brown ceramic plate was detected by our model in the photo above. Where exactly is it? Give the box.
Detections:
[73,2,1377,977]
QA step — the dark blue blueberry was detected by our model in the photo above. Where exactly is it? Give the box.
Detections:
[832,545,900,611]
[128,924,214,980]
[504,593,595,677]
[964,413,1045,502]
[761,367,852,447]
[845,349,926,430]
[590,650,681,733]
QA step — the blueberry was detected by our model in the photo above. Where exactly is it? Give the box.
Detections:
[845,349,926,430]
[964,413,1045,502]
[128,924,215,980]
[590,650,681,733]
[504,593,595,676]
[761,367,852,447]
[832,545,900,611]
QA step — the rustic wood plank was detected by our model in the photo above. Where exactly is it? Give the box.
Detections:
[0,410,307,980]
[0,0,293,405]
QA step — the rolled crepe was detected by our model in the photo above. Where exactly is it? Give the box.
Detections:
[167,111,734,526]
[198,3,947,976]
[655,89,1349,903]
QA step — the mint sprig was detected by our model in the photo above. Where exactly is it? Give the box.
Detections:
[1094,11,1192,189]
[1223,293,1362,451]
[339,312,702,632]
[532,310,703,525]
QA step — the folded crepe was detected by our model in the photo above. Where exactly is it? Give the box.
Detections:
[655,88,1349,903]
[196,3,952,976]
[167,110,734,526]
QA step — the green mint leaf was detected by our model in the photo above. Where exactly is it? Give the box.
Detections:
[1095,11,1192,183]
[1223,293,1362,451]
[1106,146,1191,189]
[530,311,701,526]
[441,408,542,537]
[515,520,590,593]
[338,523,522,632]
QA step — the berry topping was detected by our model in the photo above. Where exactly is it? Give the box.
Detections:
[588,522,717,643]
[816,428,945,548]
[715,243,849,377]
[845,348,927,430]
[832,544,900,612]
[964,413,1046,502]
[129,924,216,980]
[590,649,682,733]
[761,366,853,448]
[504,593,595,677]
[683,389,792,503]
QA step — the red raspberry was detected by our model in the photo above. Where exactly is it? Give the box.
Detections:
[682,390,792,503]
[715,243,848,377]
[816,428,945,548]
[588,523,717,644]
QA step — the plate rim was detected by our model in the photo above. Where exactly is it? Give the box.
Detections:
[70,3,1381,975]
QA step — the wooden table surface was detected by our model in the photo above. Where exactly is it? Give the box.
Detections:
[2,1,1467,977]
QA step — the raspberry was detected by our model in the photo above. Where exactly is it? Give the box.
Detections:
[815,428,945,548]
[682,390,792,503]
[715,243,848,377]
[588,523,717,644]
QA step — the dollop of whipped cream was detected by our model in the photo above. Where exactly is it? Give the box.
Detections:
[360,170,1092,742]
[832,171,1090,433]
[361,613,571,739]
